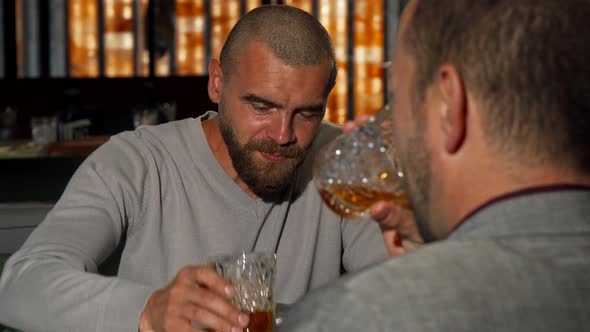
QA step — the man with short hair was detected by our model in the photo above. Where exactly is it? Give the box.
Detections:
[279,0,590,330]
[0,6,389,332]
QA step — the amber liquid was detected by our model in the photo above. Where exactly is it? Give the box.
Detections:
[319,184,409,218]
[202,311,273,332]
[246,311,274,332]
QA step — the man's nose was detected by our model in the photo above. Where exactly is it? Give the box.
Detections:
[269,111,296,145]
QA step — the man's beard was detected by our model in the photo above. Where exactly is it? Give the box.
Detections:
[218,112,307,198]
[394,113,436,242]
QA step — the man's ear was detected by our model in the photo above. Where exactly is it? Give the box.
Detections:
[437,64,467,154]
[208,59,223,103]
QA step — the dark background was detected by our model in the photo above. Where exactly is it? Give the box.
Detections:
[0,76,216,203]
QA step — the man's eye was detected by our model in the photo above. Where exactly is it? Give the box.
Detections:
[298,111,322,120]
[251,104,271,112]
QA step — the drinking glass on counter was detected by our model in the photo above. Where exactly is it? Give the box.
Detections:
[209,252,276,332]
[133,108,159,128]
[0,107,17,142]
[313,105,408,219]
[31,116,58,145]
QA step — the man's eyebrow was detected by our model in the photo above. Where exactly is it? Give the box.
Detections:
[295,103,325,112]
[240,94,283,109]
[240,94,324,112]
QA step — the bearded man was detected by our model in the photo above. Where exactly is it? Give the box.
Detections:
[0,5,390,332]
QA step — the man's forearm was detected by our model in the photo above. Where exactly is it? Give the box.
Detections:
[0,249,153,332]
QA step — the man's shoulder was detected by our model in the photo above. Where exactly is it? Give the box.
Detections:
[342,236,588,291]
[131,118,198,144]
[110,118,198,154]
[81,118,199,174]
[282,237,590,331]
[279,243,469,331]
[338,240,492,297]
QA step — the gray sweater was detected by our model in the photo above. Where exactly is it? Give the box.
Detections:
[0,111,388,332]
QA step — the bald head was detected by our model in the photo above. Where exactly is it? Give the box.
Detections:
[220,5,337,94]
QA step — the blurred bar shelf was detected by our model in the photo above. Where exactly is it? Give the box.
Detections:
[3,0,402,124]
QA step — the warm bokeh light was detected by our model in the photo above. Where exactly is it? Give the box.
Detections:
[319,0,348,124]
[210,0,240,61]
[246,0,262,13]
[354,0,384,118]
[69,0,99,77]
[104,0,135,77]
[283,0,313,13]
[64,0,385,124]
[175,0,205,75]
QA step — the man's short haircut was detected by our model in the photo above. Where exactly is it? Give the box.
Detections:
[220,5,337,96]
[405,0,590,173]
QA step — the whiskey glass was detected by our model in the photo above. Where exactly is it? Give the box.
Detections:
[313,105,407,219]
[209,252,276,332]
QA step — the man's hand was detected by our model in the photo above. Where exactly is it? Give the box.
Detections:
[342,115,370,134]
[369,201,424,256]
[342,117,424,256]
[139,266,249,332]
